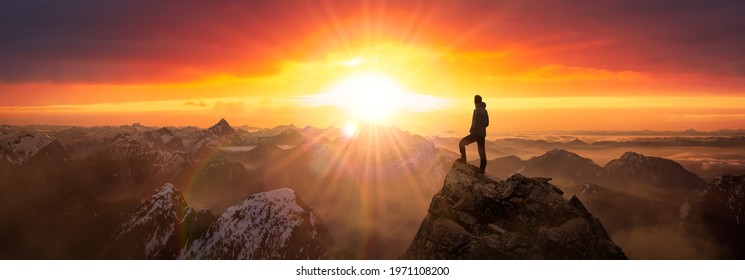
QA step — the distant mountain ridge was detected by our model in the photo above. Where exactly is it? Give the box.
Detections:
[0,128,69,167]
[483,149,706,191]
[519,148,603,186]
[596,151,706,190]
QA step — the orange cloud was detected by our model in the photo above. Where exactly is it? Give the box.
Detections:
[488,65,646,82]
[2,1,745,133]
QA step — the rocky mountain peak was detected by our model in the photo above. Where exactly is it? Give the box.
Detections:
[518,149,602,186]
[103,183,333,260]
[567,138,588,146]
[527,149,597,166]
[156,127,174,135]
[0,132,68,166]
[599,151,706,189]
[208,118,235,136]
[403,160,626,259]
[102,183,194,259]
[142,127,184,151]
[618,151,645,161]
[542,148,580,159]
[682,174,745,225]
[180,188,334,259]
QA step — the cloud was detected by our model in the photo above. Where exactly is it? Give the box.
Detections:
[183,100,207,107]
[0,0,743,84]
[488,65,646,81]
[668,152,745,171]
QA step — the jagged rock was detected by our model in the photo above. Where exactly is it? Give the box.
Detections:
[185,119,238,157]
[182,208,217,244]
[179,188,334,260]
[208,118,235,137]
[101,183,197,259]
[142,127,185,152]
[402,161,626,259]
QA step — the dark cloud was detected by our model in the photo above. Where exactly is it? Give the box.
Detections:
[1,0,744,83]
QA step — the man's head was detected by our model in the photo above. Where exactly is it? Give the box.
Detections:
[474,95,482,104]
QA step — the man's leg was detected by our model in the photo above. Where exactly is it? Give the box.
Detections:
[477,136,487,173]
[458,134,476,161]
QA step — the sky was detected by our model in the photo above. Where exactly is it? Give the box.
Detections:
[1,0,745,135]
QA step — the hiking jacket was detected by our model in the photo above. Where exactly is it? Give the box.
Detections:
[469,102,489,137]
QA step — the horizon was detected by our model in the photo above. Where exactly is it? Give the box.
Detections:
[5,119,745,136]
[2,1,745,134]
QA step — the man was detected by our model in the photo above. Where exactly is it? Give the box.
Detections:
[458,94,489,173]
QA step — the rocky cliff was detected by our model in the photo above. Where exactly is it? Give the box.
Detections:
[403,161,626,259]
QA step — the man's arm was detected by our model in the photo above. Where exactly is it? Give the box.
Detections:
[485,110,489,128]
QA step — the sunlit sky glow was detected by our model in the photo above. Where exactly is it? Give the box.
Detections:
[1,0,745,134]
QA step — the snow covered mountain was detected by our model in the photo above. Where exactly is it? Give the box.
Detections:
[103,184,333,259]
[102,183,197,259]
[180,188,333,259]
[0,128,69,167]
[141,127,185,152]
[179,119,239,157]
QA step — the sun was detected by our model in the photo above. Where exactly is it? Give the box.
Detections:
[297,70,449,126]
[323,73,413,123]
[342,123,357,137]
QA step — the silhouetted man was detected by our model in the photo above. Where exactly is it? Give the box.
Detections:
[458,95,489,173]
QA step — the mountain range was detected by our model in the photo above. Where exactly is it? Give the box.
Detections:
[1,120,744,259]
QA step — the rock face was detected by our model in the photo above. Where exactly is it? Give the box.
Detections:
[403,161,626,259]
[142,127,185,152]
[180,188,333,260]
[101,183,197,259]
[681,174,745,258]
[208,118,236,137]
[103,184,333,260]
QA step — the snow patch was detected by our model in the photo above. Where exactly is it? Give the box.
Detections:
[181,188,315,259]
